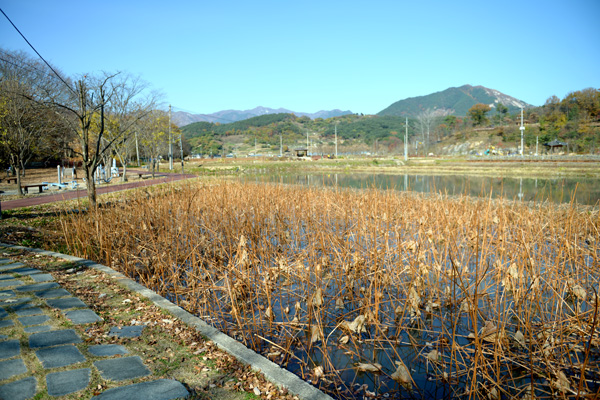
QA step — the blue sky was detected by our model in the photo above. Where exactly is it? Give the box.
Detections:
[1,0,598,115]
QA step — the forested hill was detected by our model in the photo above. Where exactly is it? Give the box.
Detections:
[181,113,302,154]
[181,113,295,137]
[378,85,532,117]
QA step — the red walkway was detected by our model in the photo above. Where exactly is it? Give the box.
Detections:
[1,172,196,210]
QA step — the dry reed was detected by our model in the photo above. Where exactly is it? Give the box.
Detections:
[57,181,600,399]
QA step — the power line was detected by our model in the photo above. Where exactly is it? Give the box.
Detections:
[0,52,66,84]
[0,7,75,94]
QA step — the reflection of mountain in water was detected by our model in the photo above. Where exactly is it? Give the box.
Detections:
[247,174,600,206]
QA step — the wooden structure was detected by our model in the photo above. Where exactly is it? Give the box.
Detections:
[543,139,568,153]
[21,184,47,194]
[294,148,308,157]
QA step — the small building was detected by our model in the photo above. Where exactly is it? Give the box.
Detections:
[294,148,308,157]
[543,139,568,153]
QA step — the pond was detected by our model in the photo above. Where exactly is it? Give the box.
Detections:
[62,181,600,399]
[242,173,600,205]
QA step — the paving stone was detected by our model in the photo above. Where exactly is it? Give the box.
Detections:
[94,356,150,381]
[15,282,59,293]
[30,273,54,282]
[108,325,145,338]
[0,308,7,319]
[0,376,37,400]
[0,320,14,329]
[18,314,50,326]
[0,335,7,341]
[0,340,20,359]
[36,344,86,369]
[0,275,15,281]
[15,307,44,316]
[0,290,15,299]
[91,379,190,400]
[0,262,24,271]
[65,309,102,325]
[88,344,128,357]
[0,259,11,265]
[10,267,41,276]
[46,368,90,396]
[0,296,33,309]
[0,358,27,380]
[46,297,87,310]
[29,329,82,348]
[24,325,52,333]
[35,288,70,299]
[0,279,24,288]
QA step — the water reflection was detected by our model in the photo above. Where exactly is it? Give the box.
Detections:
[243,173,600,205]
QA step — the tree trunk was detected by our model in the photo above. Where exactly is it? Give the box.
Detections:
[15,165,23,196]
[122,164,128,182]
[85,166,97,208]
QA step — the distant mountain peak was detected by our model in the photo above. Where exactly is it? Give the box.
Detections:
[378,85,532,117]
[172,106,352,127]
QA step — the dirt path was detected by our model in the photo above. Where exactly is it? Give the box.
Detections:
[0,172,196,210]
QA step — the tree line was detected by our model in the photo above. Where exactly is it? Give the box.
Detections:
[0,48,187,206]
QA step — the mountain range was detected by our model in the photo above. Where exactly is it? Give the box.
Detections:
[174,85,532,127]
[172,107,352,127]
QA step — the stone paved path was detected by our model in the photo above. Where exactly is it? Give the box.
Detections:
[0,257,189,399]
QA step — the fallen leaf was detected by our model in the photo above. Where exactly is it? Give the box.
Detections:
[391,361,412,389]
[310,325,320,344]
[356,363,382,373]
[426,350,440,363]
[514,330,525,347]
[313,365,324,380]
[341,315,367,333]
[311,288,323,307]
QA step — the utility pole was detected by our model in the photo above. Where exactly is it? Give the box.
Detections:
[536,136,539,156]
[135,130,140,167]
[168,104,173,170]
[334,122,338,158]
[520,107,525,157]
[306,130,309,156]
[279,131,282,157]
[404,117,408,161]
[179,130,184,173]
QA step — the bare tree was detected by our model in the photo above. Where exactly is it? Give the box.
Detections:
[415,108,443,155]
[43,72,155,207]
[138,109,170,178]
[0,49,69,194]
[104,74,157,182]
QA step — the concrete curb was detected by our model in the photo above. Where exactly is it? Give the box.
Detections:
[0,243,334,400]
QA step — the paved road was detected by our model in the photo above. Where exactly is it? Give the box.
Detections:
[0,172,196,211]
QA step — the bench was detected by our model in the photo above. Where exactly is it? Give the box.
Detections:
[4,177,17,184]
[21,184,47,194]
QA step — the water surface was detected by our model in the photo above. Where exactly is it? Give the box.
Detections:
[243,173,600,205]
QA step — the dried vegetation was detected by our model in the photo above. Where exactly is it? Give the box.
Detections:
[57,182,600,399]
